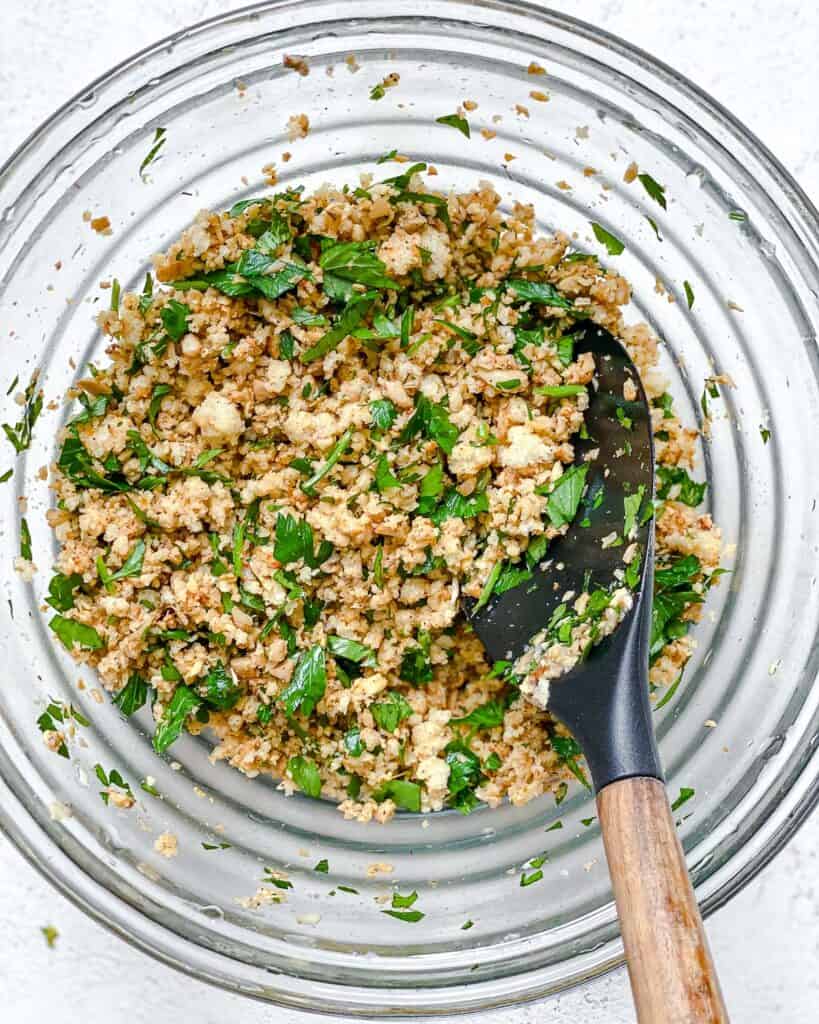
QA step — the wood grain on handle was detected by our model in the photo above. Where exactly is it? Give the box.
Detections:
[597,777,729,1024]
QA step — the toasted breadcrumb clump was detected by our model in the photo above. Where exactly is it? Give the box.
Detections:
[47,173,721,821]
[154,832,178,858]
[283,54,310,77]
[287,114,310,140]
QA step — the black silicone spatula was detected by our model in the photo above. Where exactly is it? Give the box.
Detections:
[467,323,729,1024]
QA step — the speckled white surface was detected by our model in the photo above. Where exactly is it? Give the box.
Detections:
[1,1,818,1021]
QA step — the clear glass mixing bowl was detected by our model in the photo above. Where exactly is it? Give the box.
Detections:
[1,0,819,1013]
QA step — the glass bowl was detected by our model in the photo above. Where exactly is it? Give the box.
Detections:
[2,0,819,1014]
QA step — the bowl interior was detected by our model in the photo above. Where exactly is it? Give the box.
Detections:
[1,0,819,1013]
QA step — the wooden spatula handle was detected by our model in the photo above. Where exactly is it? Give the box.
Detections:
[597,776,729,1023]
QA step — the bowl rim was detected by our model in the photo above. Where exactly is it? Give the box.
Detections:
[2,0,819,1013]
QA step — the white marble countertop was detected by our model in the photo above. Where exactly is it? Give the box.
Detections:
[1,2,818,1021]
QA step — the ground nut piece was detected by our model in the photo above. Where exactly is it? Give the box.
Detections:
[417,225,451,281]
[283,409,339,450]
[266,359,291,394]
[448,432,495,478]
[193,391,244,442]
[379,227,420,277]
[498,425,556,469]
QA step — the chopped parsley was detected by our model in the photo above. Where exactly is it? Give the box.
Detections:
[371,691,413,732]
[398,393,459,454]
[637,172,667,210]
[671,786,695,812]
[507,278,574,310]
[370,398,397,431]
[113,673,149,716]
[95,763,134,805]
[683,280,695,310]
[2,370,43,454]
[288,755,322,798]
[590,222,625,256]
[139,127,167,179]
[451,698,505,731]
[49,615,104,652]
[373,778,422,812]
[435,112,470,138]
[551,734,591,790]
[153,686,200,753]
[160,299,190,341]
[279,644,327,717]
[45,572,83,612]
[538,463,589,527]
[656,465,707,506]
[300,426,354,495]
[651,554,703,660]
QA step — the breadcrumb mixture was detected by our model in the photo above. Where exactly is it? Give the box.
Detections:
[46,169,721,821]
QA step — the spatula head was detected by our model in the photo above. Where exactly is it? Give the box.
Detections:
[467,323,662,790]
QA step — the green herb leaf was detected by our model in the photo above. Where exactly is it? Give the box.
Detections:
[2,371,43,455]
[113,673,149,716]
[671,786,695,812]
[371,690,413,732]
[274,512,315,565]
[279,645,326,717]
[301,296,376,363]
[328,635,377,668]
[623,484,646,539]
[540,463,589,527]
[319,240,399,290]
[451,699,505,731]
[370,398,397,431]
[445,740,484,813]
[656,465,707,506]
[344,726,364,757]
[45,572,83,612]
[654,554,701,590]
[291,307,329,327]
[148,384,171,430]
[300,426,354,495]
[416,462,444,516]
[382,908,425,922]
[49,615,104,651]
[399,641,433,685]
[534,384,587,398]
[160,300,190,341]
[637,173,667,209]
[110,539,146,583]
[373,544,385,588]
[645,216,663,241]
[520,869,543,887]
[435,113,470,138]
[381,162,427,190]
[399,394,459,455]
[429,488,488,525]
[551,734,591,790]
[374,454,402,493]
[314,858,329,872]
[201,660,241,709]
[590,222,625,256]
[683,280,695,309]
[19,517,32,561]
[153,686,200,753]
[373,778,421,812]
[288,755,322,798]
[556,336,575,366]
[508,279,574,310]
[139,127,167,179]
